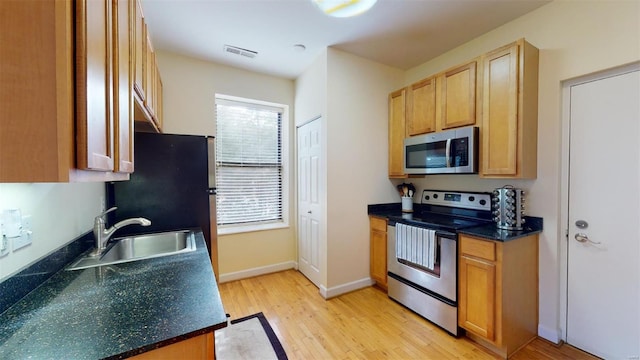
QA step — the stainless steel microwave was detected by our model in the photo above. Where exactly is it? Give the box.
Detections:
[403,126,478,174]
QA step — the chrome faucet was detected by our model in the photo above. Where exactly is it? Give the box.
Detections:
[90,207,151,257]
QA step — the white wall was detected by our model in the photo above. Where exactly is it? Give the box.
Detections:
[294,51,329,286]
[294,48,404,293]
[400,0,640,342]
[156,51,297,276]
[325,48,403,289]
[0,183,103,280]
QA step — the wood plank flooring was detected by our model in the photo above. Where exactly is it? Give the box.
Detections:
[217,270,599,360]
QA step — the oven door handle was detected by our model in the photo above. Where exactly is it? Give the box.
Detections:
[445,138,452,168]
[435,230,457,239]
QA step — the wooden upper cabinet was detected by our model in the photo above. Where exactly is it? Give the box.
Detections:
[0,0,133,182]
[0,0,75,182]
[481,39,539,179]
[407,77,436,136]
[404,60,478,137]
[133,0,145,102]
[388,88,407,178]
[113,0,134,173]
[155,68,163,130]
[133,8,162,133]
[144,29,156,119]
[440,60,478,130]
[75,0,115,172]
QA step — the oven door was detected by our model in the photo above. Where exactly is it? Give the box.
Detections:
[387,224,457,302]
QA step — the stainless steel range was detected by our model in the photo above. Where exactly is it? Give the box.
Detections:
[387,189,492,336]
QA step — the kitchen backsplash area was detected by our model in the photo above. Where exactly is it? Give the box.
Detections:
[389,176,536,209]
[0,182,103,281]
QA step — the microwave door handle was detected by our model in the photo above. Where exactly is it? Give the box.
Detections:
[445,138,452,167]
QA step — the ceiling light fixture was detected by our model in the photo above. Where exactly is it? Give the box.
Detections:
[312,0,378,18]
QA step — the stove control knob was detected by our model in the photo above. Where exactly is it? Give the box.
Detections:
[479,199,487,206]
[468,196,475,202]
[433,194,438,199]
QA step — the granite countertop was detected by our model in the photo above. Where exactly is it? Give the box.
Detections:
[0,230,227,359]
[369,203,543,242]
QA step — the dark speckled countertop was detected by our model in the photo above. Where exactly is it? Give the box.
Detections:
[369,203,542,242]
[0,230,227,359]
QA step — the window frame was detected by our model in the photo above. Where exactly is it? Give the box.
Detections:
[214,94,290,235]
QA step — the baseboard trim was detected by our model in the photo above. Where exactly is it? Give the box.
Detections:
[538,324,562,344]
[320,277,375,299]
[219,261,297,283]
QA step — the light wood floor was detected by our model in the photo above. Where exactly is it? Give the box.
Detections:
[217,270,599,360]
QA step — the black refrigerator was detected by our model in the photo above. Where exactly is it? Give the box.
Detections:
[106,132,217,273]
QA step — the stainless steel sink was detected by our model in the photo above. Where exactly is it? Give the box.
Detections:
[66,230,197,271]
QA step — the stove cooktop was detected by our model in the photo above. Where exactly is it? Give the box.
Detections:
[391,212,491,232]
[391,189,494,232]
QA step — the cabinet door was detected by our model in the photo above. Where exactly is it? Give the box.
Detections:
[370,217,388,288]
[388,88,407,178]
[481,44,519,176]
[155,69,163,130]
[459,255,496,341]
[75,0,115,171]
[133,0,144,101]
[144,29,156,118]
[440,61,477,130]
[113,0,134,173]
[407,78,436,136]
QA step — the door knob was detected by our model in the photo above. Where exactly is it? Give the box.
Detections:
[307,210,312,214]
[574,233,601,245]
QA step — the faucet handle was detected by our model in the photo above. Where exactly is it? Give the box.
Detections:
[98,207,118,220]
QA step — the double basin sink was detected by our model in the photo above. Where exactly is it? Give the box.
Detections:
[67,230,197,271]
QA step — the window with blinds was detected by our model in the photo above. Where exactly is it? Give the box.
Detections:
[215,97,285,227]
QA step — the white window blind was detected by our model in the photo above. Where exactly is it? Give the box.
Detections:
[215,97,283,226]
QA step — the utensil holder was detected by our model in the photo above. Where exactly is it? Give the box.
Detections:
[401,197,413,213]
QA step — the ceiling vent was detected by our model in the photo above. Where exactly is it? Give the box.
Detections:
[223,45,258,59]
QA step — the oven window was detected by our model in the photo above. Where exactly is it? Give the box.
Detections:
[406,141,447,169]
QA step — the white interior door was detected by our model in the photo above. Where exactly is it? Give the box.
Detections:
[297,119,322,287]
[567,67,640,359]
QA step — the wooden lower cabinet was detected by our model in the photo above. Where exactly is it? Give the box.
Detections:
[369,216,388,290]
[130,332,214,360]
[458,234,538,358]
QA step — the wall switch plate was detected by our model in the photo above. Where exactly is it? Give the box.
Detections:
[13,231,32,251]
[13,215,33,251]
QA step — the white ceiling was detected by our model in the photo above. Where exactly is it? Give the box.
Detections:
[142,0,550,80]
